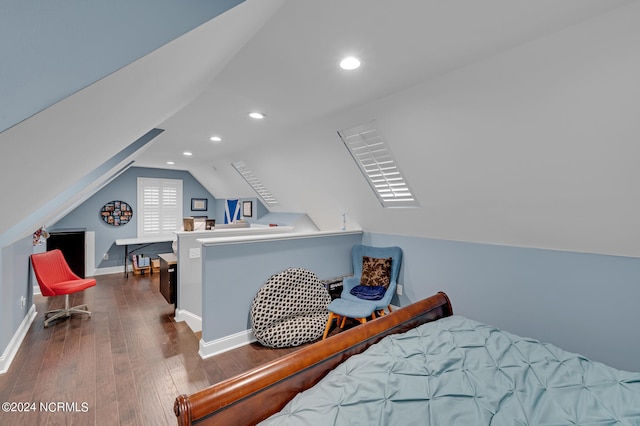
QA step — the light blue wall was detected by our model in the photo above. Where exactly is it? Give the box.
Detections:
[0,237,33,358]
[364,232,640,372]
[256,200,270,219]
[52,166,218,270]
[0,133,158,371]
[201,232,363,342]
[0,0,244,132]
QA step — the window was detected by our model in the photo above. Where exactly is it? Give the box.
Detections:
[137,177,183,238]
[231,161,279,206]
[338,120,418,208]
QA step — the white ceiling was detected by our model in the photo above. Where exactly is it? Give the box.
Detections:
[135,0,635,170]
[4,0,637,255]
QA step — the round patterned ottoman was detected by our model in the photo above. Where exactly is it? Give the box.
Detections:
[251,267,332,348]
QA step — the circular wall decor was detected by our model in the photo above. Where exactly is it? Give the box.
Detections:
[100,200,133,226]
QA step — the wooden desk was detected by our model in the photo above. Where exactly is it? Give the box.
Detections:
[159,253,177,306]
[115,236,175,277]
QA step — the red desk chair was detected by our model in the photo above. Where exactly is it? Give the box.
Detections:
[30,249,96,327]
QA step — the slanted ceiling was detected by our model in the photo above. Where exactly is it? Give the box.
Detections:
[1,0,640,258]
[184,1,640,258]
[0,0,284,246]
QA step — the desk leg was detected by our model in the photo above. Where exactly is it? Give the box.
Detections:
[124,244,129,278]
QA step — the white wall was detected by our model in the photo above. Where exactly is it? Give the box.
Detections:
[200,2,640,258]
[0,0,283,248]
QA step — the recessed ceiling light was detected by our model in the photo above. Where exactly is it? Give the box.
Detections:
[249,112,265,119]
[340,56,361,70]
[166,161,175,165]
[183,151,193,156]
[210,136,222,142]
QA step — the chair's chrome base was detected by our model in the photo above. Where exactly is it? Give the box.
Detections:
[44,294,91,327]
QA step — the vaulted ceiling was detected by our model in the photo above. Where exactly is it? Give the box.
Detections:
[2,0,639,257]
[139,0,635,168]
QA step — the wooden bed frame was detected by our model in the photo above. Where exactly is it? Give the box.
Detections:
[174,292,453,426]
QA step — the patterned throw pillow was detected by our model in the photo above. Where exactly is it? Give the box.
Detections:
[360,256,392,288]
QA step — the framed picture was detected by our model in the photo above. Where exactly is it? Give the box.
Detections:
[191,198,208,211]
[242,200,253,217]
[100,200,133,226]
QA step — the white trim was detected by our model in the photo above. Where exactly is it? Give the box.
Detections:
[137,177,183,239]
[0,304,37,374]
[198,329,256,359]
[195,304,400,361]
[93,265,131,276]
[86,231,95,277]
[174,309,202,333]
[339,120,418,208]
[231,161,279,206]
[199,230,363,246]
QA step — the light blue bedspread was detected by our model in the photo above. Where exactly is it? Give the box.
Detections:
[260,316,640,425]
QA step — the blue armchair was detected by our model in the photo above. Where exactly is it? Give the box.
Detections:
[341,244,403,314]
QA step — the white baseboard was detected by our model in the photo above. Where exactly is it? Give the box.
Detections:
[86,231,95,277]
[198,329,256,359]
[0,304,37,374]
[174,309,202,333]
[93,265,129,276]
[195,306,402,360]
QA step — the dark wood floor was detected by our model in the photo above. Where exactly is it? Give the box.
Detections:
[0,272,308,426]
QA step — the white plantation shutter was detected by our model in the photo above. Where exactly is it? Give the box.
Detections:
[137,177,182,238]
[231,161,279,206]
[338,120,418,208]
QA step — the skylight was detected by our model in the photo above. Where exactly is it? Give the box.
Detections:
[338,120,418,208]
[231,161,279,206]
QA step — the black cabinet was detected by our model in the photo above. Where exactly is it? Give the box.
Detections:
[159,253,177,306]
[47,229,86,278]
[321,276,346,300]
